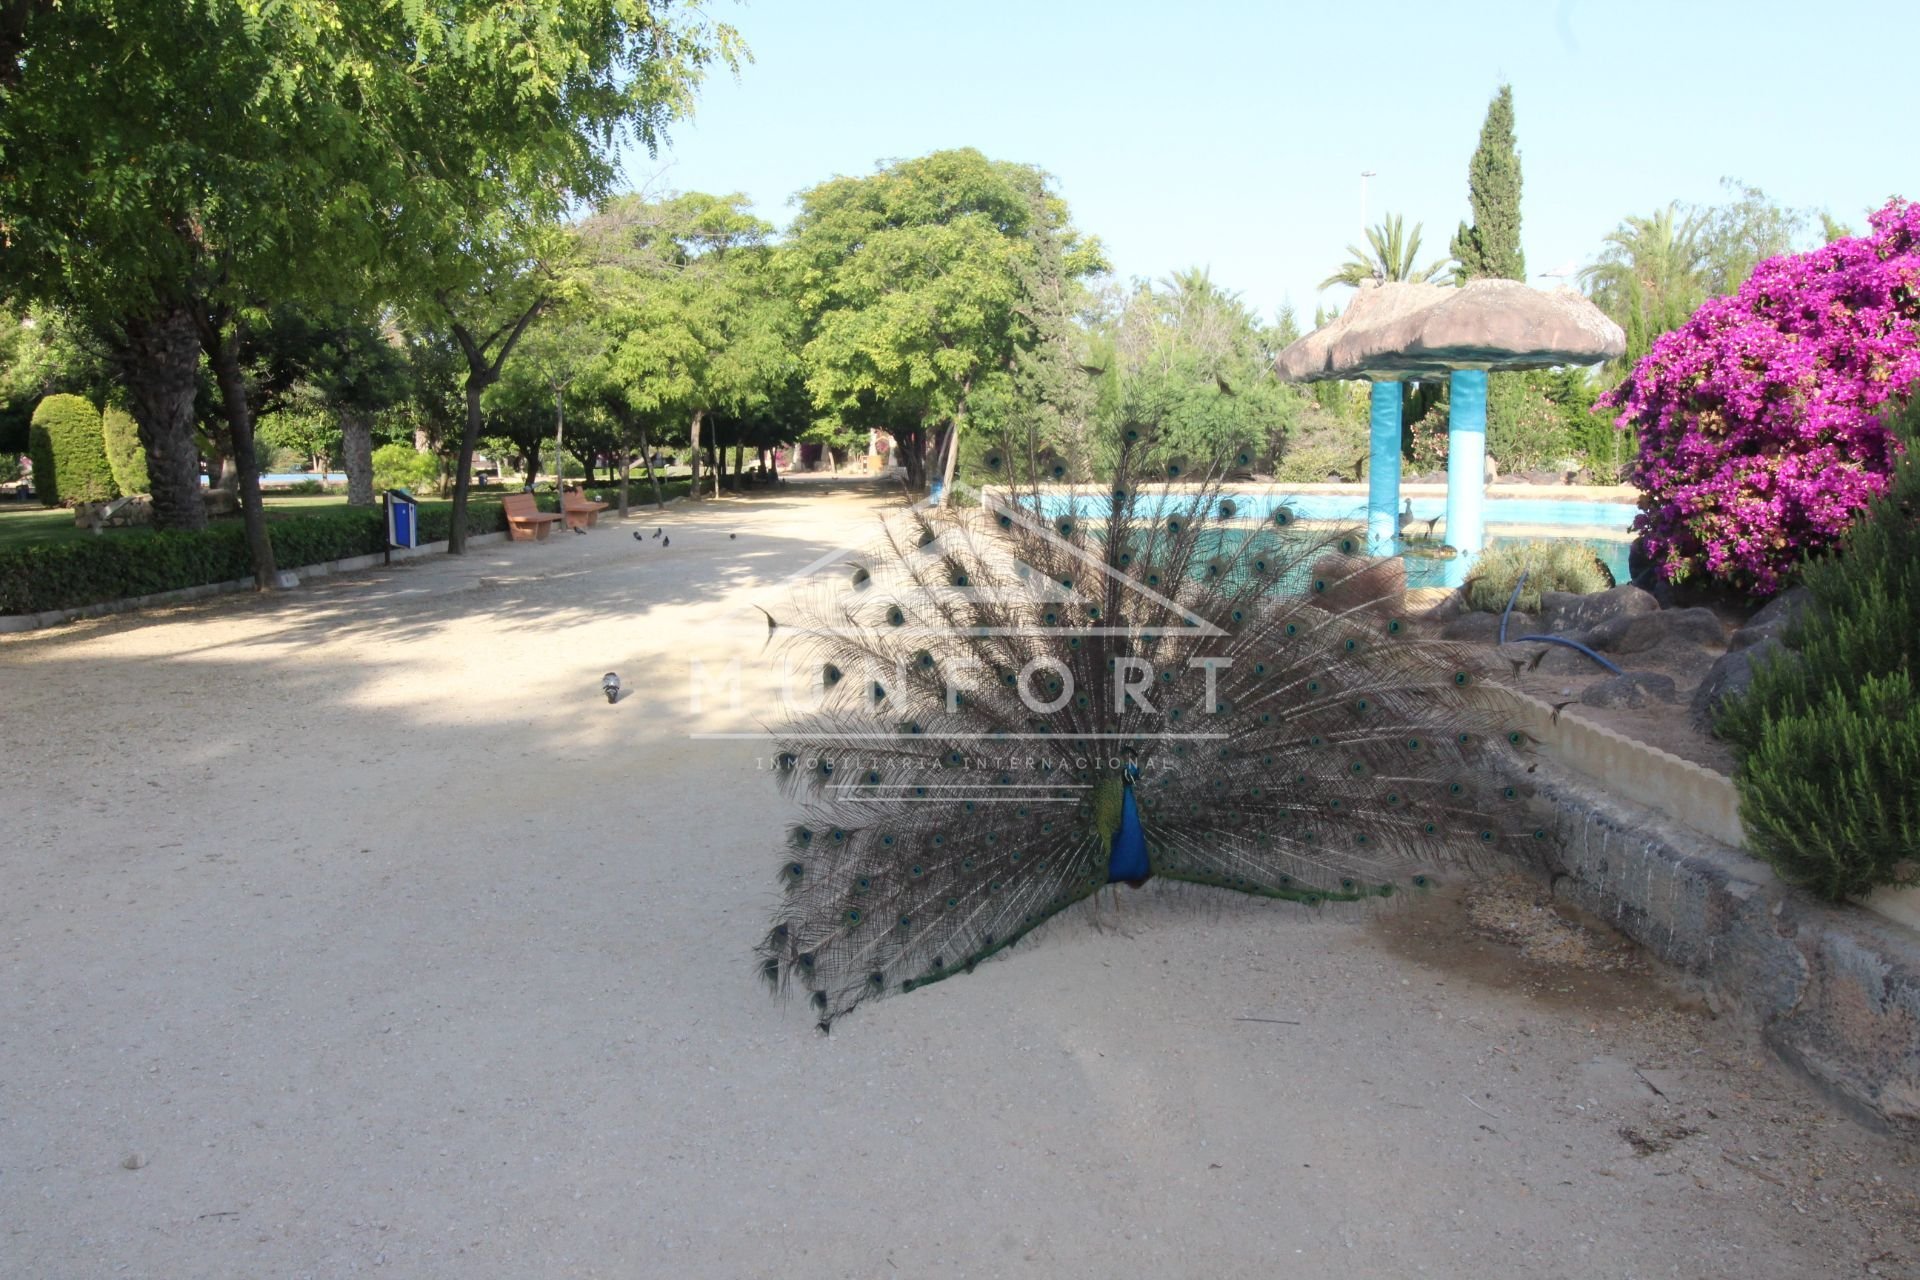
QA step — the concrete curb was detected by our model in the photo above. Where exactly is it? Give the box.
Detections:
[0,531,510,634]
[1532,763,1920,1136]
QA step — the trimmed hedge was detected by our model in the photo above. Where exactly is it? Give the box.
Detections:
[101,406,150,496]
[28,394,116,506]
[0,499,513,616]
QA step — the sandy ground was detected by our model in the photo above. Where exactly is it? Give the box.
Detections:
[2,475,1917,1280]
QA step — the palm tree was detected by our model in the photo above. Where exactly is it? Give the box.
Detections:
[1319,214,1453,290]
[1579,203,1711,369]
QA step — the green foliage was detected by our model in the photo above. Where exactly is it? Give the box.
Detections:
[1320,214,1452,290]
[1084,269,1302,476]
[788,149,1101,490]
[0,501,513,615]
[1462,539,1613,613]
[371,443,439,494]
[1717,399,1920,899]
[100,406,149,495]
[1273,402,1369,482]
[1451,84,1525,282]
[27,393,115,505]
[1729,673,1920,901]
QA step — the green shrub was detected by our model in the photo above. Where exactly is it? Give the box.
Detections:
[1463,539,1613,613]
[1718,398,1920,900]
[0,501,512,615]
[282,479,327,495]
[100,406,149,495]
[27,394,115,506]
[372,443,439,494]
[1731,672,1920,900]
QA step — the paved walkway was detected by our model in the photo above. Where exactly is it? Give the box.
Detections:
[2,476,1914,1278]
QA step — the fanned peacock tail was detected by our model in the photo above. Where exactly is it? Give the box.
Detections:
[756,425,1551,1030]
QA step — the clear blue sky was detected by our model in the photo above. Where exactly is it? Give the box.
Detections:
[628,0,1914,322]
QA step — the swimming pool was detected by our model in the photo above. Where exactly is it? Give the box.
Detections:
[1021,488,1639,590]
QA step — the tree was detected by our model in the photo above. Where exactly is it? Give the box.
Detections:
[2,1,744,579]
[381,11,745,553]
[1088,269,1300,473]
[1319,215,1452,289]
[571,191,795,506]
[787,149,1102,492]
[246,306,408,504]
[1580,204,1711,371]
[1451,84,1525,283]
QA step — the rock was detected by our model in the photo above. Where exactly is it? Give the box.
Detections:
[1691,636,1787,727]
[1585,606,1726,655]
[1536,644,1605,677]
[1310,553,1406,615]
[122,1153,146,1171]
[1484,455,1499,485]
[1730,585,1814,651]
[1538,584,1659,636]
[1442,610,1534,644]
[1580,672,1679,709]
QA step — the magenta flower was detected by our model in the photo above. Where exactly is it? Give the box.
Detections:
[1603,198,1920,597]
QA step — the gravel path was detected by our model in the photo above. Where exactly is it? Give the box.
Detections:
[2,476,1915,1279]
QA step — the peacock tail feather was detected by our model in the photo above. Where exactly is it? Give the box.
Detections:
[756,426,1549,1030]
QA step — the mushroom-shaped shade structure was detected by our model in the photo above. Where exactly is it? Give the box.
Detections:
[1274,280,1625,555]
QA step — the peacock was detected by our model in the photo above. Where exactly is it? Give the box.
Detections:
[756,421,1550,1030]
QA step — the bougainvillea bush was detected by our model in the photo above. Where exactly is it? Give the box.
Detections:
[1604,198,1920,597]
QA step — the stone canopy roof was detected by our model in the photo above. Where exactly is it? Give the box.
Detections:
[1276,279,1626,382]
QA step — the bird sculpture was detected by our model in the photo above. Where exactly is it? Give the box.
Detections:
[602,671,621,704]
[756,422,1548,1030]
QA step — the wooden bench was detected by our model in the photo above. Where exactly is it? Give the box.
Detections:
[560,488,611,531]
[502,492,563,541]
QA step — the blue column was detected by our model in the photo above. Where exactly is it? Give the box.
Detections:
[1445,369,1488,553]
[1366,381,1402,556]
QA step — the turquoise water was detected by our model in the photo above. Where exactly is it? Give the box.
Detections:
[1026,491,1638,591]
[1034,490,1636,532]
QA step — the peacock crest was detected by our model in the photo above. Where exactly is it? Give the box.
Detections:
[756,427,1548,1030]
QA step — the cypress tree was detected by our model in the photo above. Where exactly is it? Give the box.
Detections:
[1451,85,1525,283]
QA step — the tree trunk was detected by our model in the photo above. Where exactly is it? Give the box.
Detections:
[204,325,278,589]
[340,411,374,506]
[112,305,207,530]
[688,408,704,498]
[639,423,666,510]
[447,378,485,554]
[709,440,721,498]
[617,458,631,517]
[732,442,744,484]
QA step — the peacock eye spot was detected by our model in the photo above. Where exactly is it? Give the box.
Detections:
[1454,671,1472,686]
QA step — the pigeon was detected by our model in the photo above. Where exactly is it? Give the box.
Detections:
[602,672,621,704]
[662,535,670,547]
[652,528,662,540]
[633,530,644,542]
[729,533,737,540]
[572,526,586,535]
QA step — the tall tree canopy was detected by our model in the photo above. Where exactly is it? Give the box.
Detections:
[786,148,1103,491]
[1451,84,1525,283]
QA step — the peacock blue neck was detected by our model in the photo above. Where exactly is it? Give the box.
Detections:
[1106,779,1150,886]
